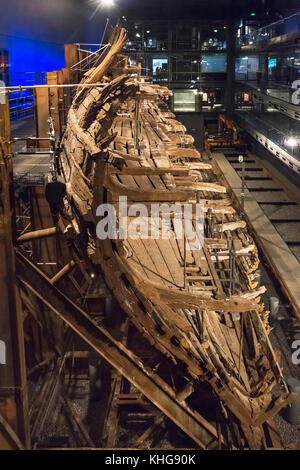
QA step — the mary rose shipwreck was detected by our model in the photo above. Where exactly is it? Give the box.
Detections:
[53,26,294,448]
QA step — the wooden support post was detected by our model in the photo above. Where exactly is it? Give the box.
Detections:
[34,87,50,149]
[0,94,31,449]
[183,233,187,290]
[47,71,61,137]
[64,44,79,84]
[61,68,73,122]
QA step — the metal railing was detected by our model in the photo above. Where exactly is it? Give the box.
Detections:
[2,71,46,121]
[236,111,300,160]
[124,39,226,52]
[238,11,300,47]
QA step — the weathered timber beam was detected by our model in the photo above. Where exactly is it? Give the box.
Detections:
[240,286,266,300]
[176,383,195,403]
[215,221,247,232]
[16,249,220,450]
[108,167,192,176]
[165,149,200,160]
[105,175,197,201]
[17,227,58,244]
[108,149,142,161]
[105,175,226,202]
[116,254,260,313]
[50,260,76,285]
[186,163,212,170]
[74,28,128,103]
[68,108,104,157]
[205,239,228,250]
[135,415,165,449]
[0,412,25,450]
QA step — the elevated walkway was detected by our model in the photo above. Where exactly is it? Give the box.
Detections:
[213,152,300,321]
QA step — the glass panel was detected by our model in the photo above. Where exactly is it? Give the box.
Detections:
[201,26,226,51]
[172,24,200,50]
[201,54,227,73]
[238,12,300,47]
[152,58,168,82]
[236,111,300,160]
[174,90,196,112]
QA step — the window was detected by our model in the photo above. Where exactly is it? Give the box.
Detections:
[201,54,227,73]
[152,58,168,80]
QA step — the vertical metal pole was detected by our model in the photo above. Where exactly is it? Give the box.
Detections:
[225,20,237,120]
[238,313,245,381]
[241,159,245,209]
[239,155,245,209]
[135,63,142,150]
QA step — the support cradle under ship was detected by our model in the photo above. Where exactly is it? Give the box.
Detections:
[54,26,294,449]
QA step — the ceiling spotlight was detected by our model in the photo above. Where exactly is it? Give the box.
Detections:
[146,30,150,34]
[101,0,114,6]
[136,33,141,38]
[285,136,298,147]
[214,29,218,33]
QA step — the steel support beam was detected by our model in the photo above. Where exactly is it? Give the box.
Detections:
[16,249,221,450]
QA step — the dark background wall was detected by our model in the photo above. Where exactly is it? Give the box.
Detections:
[0,0,116,78]
[0,0,298,79]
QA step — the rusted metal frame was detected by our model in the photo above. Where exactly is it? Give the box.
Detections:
[0,95,31,449]
[15,197,31,237]
[16,250,221,449]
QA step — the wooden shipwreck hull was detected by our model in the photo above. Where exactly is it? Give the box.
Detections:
[58,27,292,434]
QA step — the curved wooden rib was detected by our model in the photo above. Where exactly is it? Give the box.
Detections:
[105,173,227,201]
[115,252,261,313]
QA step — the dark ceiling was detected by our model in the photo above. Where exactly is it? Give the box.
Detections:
[118,0,300,21]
